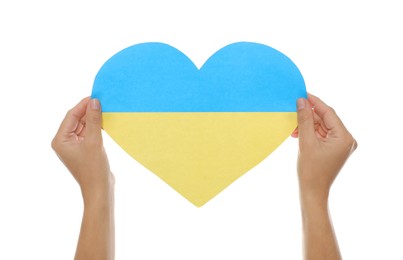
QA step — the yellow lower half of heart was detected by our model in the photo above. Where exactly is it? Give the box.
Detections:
[103,112,297,207]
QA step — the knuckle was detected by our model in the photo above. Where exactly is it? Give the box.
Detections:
[327,106,336,114]
[51,137,59,151]
[344,133,357,153]
[351,138,358,151]
[65,108,75,118]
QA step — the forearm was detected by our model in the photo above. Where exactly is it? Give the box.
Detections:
[75,187,115,260]
[300,195,341,260]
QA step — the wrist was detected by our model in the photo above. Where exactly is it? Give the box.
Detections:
[299,188,329,211]
[82,180,115,207]
[83,188,114,209]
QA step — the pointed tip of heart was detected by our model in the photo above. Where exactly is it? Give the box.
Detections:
[191,198,211,208]
[192,202,207,208]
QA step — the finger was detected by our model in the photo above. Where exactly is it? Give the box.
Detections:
[57,97,90,135]
[84,98,102,145]
[296,98,316,142]
[75,118,86,137]
[291,127,299,138]
[307,93,345,131]
[316,123,328,138]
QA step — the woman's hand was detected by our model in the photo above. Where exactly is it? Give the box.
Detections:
[51,97,114,201]
[292,94,357,202]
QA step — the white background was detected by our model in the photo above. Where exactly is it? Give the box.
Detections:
[1,1,402,259]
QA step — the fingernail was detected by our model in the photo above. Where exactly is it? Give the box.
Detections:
[297,98,305,110]
[91,99,100,110]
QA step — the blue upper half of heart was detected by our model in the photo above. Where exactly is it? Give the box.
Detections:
[92,42,307,112]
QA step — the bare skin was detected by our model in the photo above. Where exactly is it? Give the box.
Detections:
[52,94,356,260]
[52,97,115,260]
[292,94,357,260]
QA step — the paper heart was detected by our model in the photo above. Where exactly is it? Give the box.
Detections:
[92,42,306,207]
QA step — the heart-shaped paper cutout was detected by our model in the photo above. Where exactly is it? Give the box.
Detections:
[92,42,306,207]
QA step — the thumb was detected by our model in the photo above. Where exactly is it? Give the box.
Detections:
[85,98,102,145]
[296,98,316,143]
